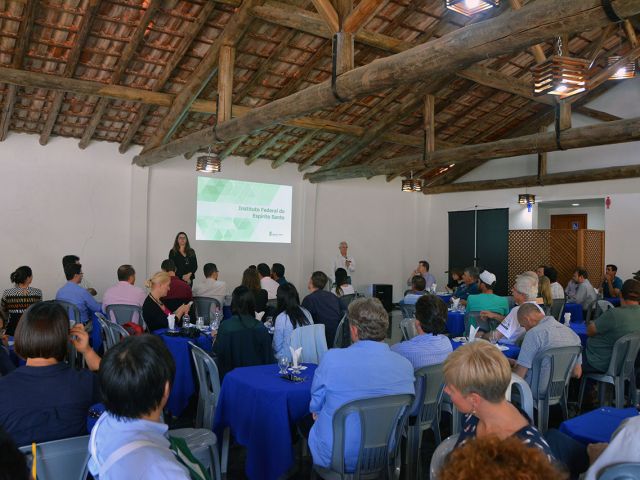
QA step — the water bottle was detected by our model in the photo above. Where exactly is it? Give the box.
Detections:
[183,312,191,328]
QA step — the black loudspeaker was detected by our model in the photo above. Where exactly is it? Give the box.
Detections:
[372,284,393,312]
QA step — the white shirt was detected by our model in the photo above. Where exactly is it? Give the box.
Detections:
[332,254,356,277]
[192,277,227,305]
[585,416,640,480]
[497,301,544,345]
[332,284,355,297]
[550,282,565,300]
[260,276,280,300]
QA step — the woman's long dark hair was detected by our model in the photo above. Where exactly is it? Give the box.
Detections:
[172,231,195,257]
[276,283,310,329]
[10,266,32,285]
[241,268,261,291]
[231,286,257,328]
[334,268,348,297]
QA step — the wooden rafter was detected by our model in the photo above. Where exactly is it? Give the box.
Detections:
[298,134,346,171]
[342,0,386,33]
[78,1,161,149]
[217,45,236,124]
[271,129,318,168]
[245,129,288,164]
[310,0,339,32]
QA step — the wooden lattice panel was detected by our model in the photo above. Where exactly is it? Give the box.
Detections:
[550,230,578,287]
[508,230,550,288]
[583,230,605,287]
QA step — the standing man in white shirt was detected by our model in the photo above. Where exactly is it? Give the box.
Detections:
[192,263,227,306]
[332,241,355,282]
[258,263,280,300]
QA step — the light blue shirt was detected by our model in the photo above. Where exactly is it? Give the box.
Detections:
[309,341,415,471]
[89,413,190,480]
[272,307,313,360]
[55,281,102,324]
[391,333,453,370]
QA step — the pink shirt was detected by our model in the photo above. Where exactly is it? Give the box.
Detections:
[102,281,147,322]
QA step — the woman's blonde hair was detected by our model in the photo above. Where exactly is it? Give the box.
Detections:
[538,276,552,306]
[145,271,170,290]
[443,341,511,403]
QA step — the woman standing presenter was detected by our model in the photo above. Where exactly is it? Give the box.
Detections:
[169,232,198,285]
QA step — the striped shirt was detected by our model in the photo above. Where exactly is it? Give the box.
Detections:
[1,286,42,322]
[391,333,453,369]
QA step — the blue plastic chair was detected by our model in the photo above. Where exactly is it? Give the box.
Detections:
[19,435,90,480]
[192,297,221,325]
[105,304,146,330]
[597,462,640,480]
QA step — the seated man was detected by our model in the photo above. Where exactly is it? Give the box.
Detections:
[544,266,565,300]
[453,266,479,302]
[601,264,623,298]
[89,335,195,479]
[302,271,342,348]
[258,263,280,300]
[567,268,598,312]
[55,262,101,324]
[63,254,97,296]
[466,270,509,317]
[271,263,287,286]
[392,294,452,369]
[102,265,146,322]
[482,272,543,345]
[192,262,227,306]
[309,298,414,471]
[406,260,436,291]
[401,275,428,305]
[584,279,640,372]
[512,303,582,392]
[160,259,192,313]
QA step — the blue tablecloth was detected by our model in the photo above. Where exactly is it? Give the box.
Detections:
[450,339,520,359]
[223,305,232,320]
[605,297,621,307]
[564,303,584,323]
[569,321,587,348]
[560,407,639,444]
[214,363,316,480]
[156,329,213,416]
[90,315,103,353]
[447,311,465,336]
[437,294,452,305]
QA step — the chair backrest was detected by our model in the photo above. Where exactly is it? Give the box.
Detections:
[411,364,444,427]
[598,300,616,315]
[56,300,82,324]
[463,311,486,336]
[530,345,582,401]
[400,318,418,341]
[506,373,534,419]
[19,435,90,480]
[99,316,130,350]
[399,303,416,320]
[192,297,221,324]
[94,313,115,352]
[550,298,566,321]
[333,313,351,349]
[429,434,459,480]
[290,324,328,364]
[105,304,145,328]
[339,294,356,312]
[328,394,413,476]
[189,342,222,430]
[597,462,640,480]
[606,331,640,378]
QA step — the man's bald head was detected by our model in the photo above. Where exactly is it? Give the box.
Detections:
[517,302,545,330]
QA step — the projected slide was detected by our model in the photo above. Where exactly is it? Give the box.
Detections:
[196,177,292,243]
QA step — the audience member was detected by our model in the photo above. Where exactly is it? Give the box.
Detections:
[302,271,342,348]
[535,265,547,278]
[192,262,227,306]
[55,262,102,324]
[443,341,554,460]
[1,266,42,335]
[213,286,272,378]
[332,268,355,297]
[565,277,578,299]
[241,267,268,313]
[0,302,101,446]
[391,294,452,369]
[142,272,190,332]
[567,268,597,312]
[584,279,640,372]
[438,435,567,480]
[453,266,479,301]
[331,241,355,280]
[258,263,280,300]
[160,259,193,312]
[446,267,464,293]
[62,254,97,296]
[102,265,146,322]
[89,335,194,480]
[584,415,640,480]
[271,263,287,286]
[407,260,436,291]
[168,231,198,285]
[544,266,565,300]
[601,264,623,298]
[0,426,29,480]
[538,275,553,307]
[513,303,582,393]
[633,269,640,281]
[466,270,509,317]
[483,273,543,345]
[308,297,414,471]
[272,283,313,361]
[401,275,428,305]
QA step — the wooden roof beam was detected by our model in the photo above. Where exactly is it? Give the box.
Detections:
[342,0,386,33]
[311,0,339,32]
[271,129,318,168]
[298,134,347,171]
[507,0,546,63]
[623,19,639,47]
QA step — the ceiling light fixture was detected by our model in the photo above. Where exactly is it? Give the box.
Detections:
[532,38,589,98]
[572,203,580,206]
[445,0,499,16]
[607,56,636,80]
[196,145,221,173]
[402,171,423,193]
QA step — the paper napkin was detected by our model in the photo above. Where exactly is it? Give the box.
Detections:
[290,346,302,367]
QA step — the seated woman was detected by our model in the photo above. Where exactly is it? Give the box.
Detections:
[142,272,191,332]
[272,283,313,361]
[213,286,272,378]
[241,267,268,314]
[1,266,43,336]
[443,341,554,461]
[331,268,355,297]
[538,275,553,309]
[0,301,101,446]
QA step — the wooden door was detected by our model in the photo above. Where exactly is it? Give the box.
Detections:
[550,214,588,230]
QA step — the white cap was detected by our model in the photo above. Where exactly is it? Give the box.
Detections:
[479,270,496,285]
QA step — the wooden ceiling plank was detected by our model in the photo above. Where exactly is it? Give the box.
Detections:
[271,129,318,168]
[245,129,288,164]
[298,133,346,171]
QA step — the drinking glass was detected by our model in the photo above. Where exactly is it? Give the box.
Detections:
[210,317,220,332]
[196,317,205,330]
[278,356,289,375]
[489,329,498,345]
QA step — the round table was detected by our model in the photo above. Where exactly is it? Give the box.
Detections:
[450,338,521,359]
[446,310,465,336]
[156,329,213,417]
[214,363,316,480]
[563,303,584,323]
[560,407,639,444]
[568,321,587,348]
